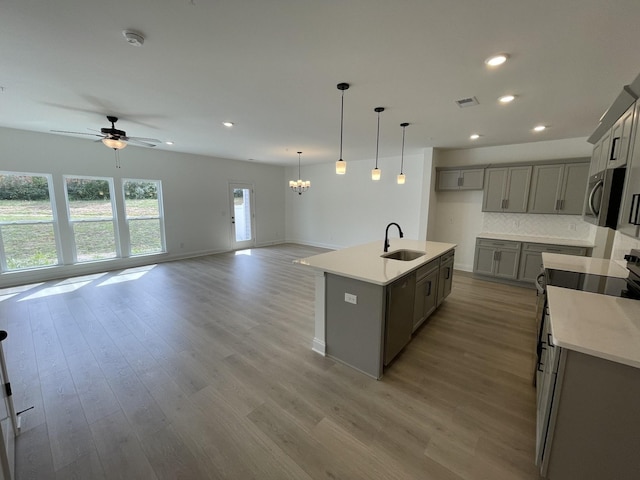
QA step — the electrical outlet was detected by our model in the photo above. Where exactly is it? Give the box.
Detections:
[344,293,357,305]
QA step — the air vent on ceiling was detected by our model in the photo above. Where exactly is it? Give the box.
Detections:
[455,96,479,108]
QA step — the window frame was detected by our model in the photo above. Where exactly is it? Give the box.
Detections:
[0,171,60,272]
[63,175,120,263]
[122,178,166,256]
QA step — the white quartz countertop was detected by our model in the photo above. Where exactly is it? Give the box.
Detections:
[542,252,629,278]
[478,232,595,248]
[546,286,640,369]
[294,239,456,286]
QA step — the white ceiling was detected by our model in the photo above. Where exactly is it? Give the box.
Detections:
[2,0,640,167]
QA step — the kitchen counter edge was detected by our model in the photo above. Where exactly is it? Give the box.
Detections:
[294,240,457,286]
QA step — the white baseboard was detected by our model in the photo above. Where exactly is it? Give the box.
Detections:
[312,338,326,356]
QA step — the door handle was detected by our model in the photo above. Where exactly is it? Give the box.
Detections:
[630,194,640,226]
[588,180,604,216]
[425,281,432,296]
[446,267,451,279]
[610,136,620,161]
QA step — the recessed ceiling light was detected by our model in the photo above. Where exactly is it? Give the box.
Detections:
[485,54,509,67]
[533,125,546,132]
[470,134,481,140]
[165,141,174,145]
[222,121,234,127]
[498,94,515,103]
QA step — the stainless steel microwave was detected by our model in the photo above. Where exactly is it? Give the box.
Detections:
[583,167,626,228]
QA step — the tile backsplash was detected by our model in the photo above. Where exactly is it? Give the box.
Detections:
[612,231,640,261]
[483,213,596,241]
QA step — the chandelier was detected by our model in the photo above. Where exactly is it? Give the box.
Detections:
[289,151,310,195]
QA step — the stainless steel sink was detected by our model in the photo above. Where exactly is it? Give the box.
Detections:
[381,249,426,261]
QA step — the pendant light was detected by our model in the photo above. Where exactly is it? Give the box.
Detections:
[397,123,409,184]
[372,107,384,181]
[289,151,311,195]
[336,83,350,175]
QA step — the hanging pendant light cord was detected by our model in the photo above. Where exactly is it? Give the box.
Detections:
[375,110,380,169]
[298,152,302,179]
[400,125,406,174]
[339,90,344,160]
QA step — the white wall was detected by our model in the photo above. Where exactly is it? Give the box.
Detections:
[0,127,286,287]
[428,138,596,271]
[285,153,427,249]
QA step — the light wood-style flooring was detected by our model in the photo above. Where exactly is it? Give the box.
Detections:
[0,244,542,479]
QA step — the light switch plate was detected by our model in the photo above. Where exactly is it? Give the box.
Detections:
[344,293,357,305]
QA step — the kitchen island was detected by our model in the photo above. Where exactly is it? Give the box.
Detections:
[295,239,456,379]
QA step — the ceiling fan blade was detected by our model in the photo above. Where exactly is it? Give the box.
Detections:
[51,130,103,137]
[128,136,162,144]
[126,138,158,147]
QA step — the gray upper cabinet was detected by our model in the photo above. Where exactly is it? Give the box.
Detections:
[437,168,484,190]
[606,103,635,170]
[482,166,532,213]
[528,162,589,215]
[589,130,611,176]
[618,102,640,238]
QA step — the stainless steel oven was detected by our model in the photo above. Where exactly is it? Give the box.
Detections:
[583,167,626,228]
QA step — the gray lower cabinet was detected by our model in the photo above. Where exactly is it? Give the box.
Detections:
[413,259,439,331]
[473,239,521,279]
[437,251,455,305]
[537,345,640,479]
[527,162,589,215]
[518,243,587,283]
[482,166,532,213]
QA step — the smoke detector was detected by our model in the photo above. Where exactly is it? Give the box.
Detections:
[122,30,145,47]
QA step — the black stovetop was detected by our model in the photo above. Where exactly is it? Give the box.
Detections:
[545,268,640,300]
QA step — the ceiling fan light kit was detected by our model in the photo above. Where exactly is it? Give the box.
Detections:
[102,137,127,150]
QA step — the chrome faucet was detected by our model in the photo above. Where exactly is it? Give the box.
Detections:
[384,222,404,252]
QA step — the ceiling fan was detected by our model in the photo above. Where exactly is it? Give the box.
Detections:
[52,115,162,150]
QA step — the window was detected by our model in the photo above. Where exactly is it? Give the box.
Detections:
[0,172,59,271]
[123,179,164,255]
[65,176,118,262]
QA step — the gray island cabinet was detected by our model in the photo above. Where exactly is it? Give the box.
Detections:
[295,240,456,379]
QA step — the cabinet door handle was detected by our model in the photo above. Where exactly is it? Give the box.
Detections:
[560,199,565,210]
[446,267,451,280]
[458,176,462,187]
[425,281,432,296]
[537,351,546,372]
[555,199,560,211]
[610,136,620,161]
[504,198,508,209]
[630,194,640,226]
[547,333,554,347]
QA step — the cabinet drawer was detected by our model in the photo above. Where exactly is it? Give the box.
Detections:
[476,238,520,250]
[415,258,439,280]
[439,250,455,264]
[522,243,587,256]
